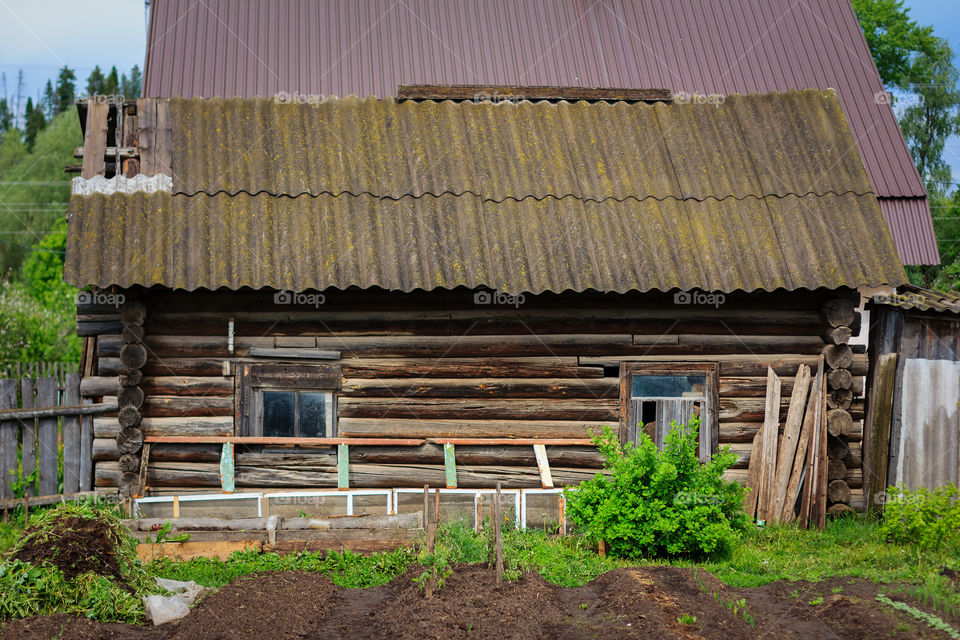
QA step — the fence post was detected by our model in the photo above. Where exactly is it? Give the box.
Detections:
[37,378,59,496]
[62,374,82,494]
[0,380,17,499]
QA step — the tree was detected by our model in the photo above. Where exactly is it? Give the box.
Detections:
[54,66,76,115]
[121,64,142,99]
[42,80,55,119]
[104,66,119,97]
[852,0,938,88]
[0,98,11,132]
[23,97,46,149]
[86,65,105,96]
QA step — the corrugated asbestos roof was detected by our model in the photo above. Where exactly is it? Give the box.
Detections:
[142,0,937,264]
[64,91,907,294]
[872,285,960,315]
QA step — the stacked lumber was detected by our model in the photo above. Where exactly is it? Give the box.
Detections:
[821,298,859,516]
[743,359,828,527]
[117,299,148,501]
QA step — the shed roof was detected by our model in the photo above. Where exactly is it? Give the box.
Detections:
[871,285,960,315]
[141,0,937,264]
[64,90,907,294]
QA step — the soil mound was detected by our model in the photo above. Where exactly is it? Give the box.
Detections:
[11,514,128,585]
[165,571,339,640]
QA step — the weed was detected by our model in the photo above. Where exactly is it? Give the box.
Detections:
[809,596,824,606]
[831,586,843,594]
[876,593,960,639]
[678,614,697,624]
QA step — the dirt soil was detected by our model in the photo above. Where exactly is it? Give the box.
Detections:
[11,515,128,585]
[2,564,958,640]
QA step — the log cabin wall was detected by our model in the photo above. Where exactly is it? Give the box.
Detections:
[80,286,866,505]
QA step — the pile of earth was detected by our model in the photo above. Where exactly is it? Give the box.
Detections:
[3,563,958,639]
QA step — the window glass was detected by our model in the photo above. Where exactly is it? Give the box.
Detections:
[632,374,706,398]
[299,392,329,438]
[263,390,295,437]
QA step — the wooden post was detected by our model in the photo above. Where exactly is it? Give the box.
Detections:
[219,443,235,493]
[494,481,503,584]
[22,495,28,527]
[422,484,429,527]
[757,368,782,522]
[443,442,457,488]
[598,539,607,557]
[62,373,81,494]
[337,443,349,489]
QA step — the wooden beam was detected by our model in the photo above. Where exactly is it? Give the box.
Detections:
[533,444,554,489]
[443,443,457,488]
[143,436,425,446]
[397,84,672,102]
[428,438,594,446]
[0,402,118,421]
[249,347,340,360]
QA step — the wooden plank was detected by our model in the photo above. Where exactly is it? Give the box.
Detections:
[143,436,425,446]
[0,380,17,499]
[756,368,781,523]
[427,438,593,446]
[337,443,349,489]
[533,444,554,489]
[337,397,619,420]
[137,540,262,562]
[0,490,116,511]
[815,369,829,528]
[137,443,151,497]
[81,100,109,178]
[771,365,811,521]
[443,443,457,488]
[0,401,117,420]
[136,98,156,175]
[62,374,82,494]
[340,378,618,399]
[94,416,234,438]
[338,418,605,439]
[80,397,95,491]
[20,379,36,497]
[863,353,897,509]
[154,99,172,175]
[780,361,823,523]
[743,432,763,518]
[220,443,235,493]
[397,84,672,101]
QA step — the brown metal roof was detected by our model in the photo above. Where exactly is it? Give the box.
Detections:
[871,285,960,315]
[168,92,870,202]
[65,92,906,294]
[142,0,937,264]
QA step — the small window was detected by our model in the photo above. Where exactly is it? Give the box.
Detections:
[621,364,717,462]
[236,363,340,438]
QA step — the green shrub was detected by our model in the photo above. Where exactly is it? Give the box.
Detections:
[564,419,748,559]
[880,484,960,550]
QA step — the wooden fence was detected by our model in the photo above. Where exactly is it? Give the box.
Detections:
[0,374,116,500]
[0,362,79,384]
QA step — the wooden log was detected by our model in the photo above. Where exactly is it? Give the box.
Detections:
[131,517,267,531]
[120,300,147,327]
[337,397,618,421]
[827,479,851,504]
[119,453,140,474]
[82,376,120,397]
[281,513,422,530]
[828,458,847,481]
[823,344,853,370]
[341,358,603,379]
[0,401,117,421]
[337,418,604,439]
[717,397,862,423]
[117,386,144,409]
[821,299,856,327]
[780,360,823,523]
[580,354,868,377]
[119,343,148,369]
[340,378,618,399]
[827,435,851,460]
[142,377,233,396]
[143,395,234,417]
[757,368,781,522]
[119,369,144,387]
[827,410,853,437]
[822,326,852,345]
[116,427,144,454]
[94,416,233,438]
[827,503,854,517]
[772,365,811,521]
[121,325,145,343]
[93,438,222,463]
[118,406,142,429]
[826,368,853,390]
[826,388,853,410]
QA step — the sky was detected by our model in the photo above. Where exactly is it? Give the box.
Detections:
[0,0,957,184]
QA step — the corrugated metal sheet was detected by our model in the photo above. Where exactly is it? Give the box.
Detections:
[64,190,905,294]
[167,91,869,202]
[893,358,960,490]
[872,285,960,315]
[142,0,932,261]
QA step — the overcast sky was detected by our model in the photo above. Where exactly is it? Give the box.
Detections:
[0,0,956,184]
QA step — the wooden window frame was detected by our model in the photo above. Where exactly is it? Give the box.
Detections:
[619,362,719,462]
[236,363,341,437]
[253,388,336,438]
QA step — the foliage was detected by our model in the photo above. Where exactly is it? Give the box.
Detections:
[564,420,748,559]
[0,503,157,623]
[0,279,79,362]
[144,521,190,544]
[22,98,45,150]
[877,593,960,639]
[54,66,77,116]
[879,484,960,549]
[852,0,939,89]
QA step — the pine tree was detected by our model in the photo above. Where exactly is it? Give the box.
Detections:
[104,66,120,97]
[121,65,142,99]
[0,98,11,132]
[24,97,46,149]
[42,80,55,118]
[55,66,76,114]
[86,65,105,96]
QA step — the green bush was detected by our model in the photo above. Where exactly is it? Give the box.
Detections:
[564,419,749,559]
[880,484,960,549]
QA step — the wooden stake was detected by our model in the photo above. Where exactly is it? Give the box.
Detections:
[598,539,607,557]
[757,367,782,522]
[781,362,823,523]
[22,495,28,528]
[494,481,503,584]
[422,484,429,527]
[772,365,812,520]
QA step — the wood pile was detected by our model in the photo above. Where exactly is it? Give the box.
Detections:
[743,358,828,527]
